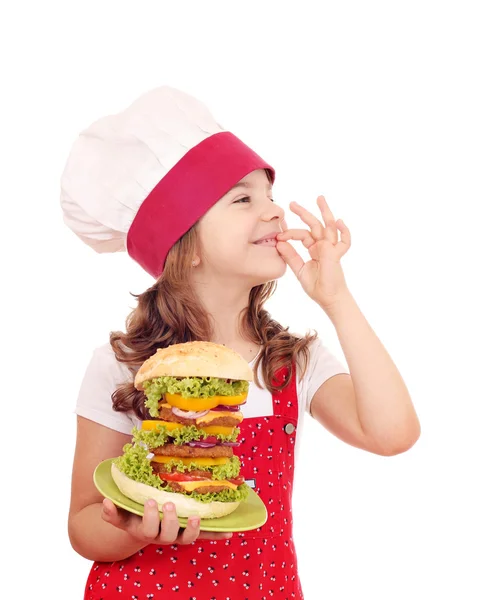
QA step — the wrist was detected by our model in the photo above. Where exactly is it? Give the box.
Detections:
[318,289,356,321]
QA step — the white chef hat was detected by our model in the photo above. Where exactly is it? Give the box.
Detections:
[60,85,275,278]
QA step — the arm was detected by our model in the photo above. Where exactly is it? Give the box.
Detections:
[69,416,231,562]
[276,196,420,456]
[68,416,147,561]
[310,291,421,456]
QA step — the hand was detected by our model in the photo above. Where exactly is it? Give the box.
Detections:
[276,195,351,311]
[101,498,233,545]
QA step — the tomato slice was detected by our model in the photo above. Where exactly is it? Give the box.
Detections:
[227,477,245,486]
[157,473,244,486]
[203,436,219,444]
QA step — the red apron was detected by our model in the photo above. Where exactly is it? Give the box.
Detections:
[85,364,303,599]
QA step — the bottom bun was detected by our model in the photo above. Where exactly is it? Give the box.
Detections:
[111,463,241,519]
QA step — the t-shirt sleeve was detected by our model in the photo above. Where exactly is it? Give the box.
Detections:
[74,344,136,435]
[300,337,350,415]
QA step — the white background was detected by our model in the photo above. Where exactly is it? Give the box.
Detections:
[2,1,481,598]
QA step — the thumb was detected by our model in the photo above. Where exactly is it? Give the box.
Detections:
[276,241,304,279]
[101,498,126,529]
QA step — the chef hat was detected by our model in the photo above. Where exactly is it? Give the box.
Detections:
[60,85,275,278]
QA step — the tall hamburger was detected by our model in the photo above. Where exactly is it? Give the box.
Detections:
[111,341,252,518]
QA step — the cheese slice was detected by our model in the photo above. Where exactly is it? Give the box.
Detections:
[142,420,183,432]
[176,479,238,492]
[151,455,229,466]
[201,425,236,435]
[196,411,243,426]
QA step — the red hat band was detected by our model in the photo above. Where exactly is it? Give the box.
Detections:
[126,131,275,279]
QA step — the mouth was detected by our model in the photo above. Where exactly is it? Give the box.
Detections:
[253,238,278,247]
[253,232,280,247]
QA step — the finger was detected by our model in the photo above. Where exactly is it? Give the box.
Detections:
[280,217,289,232]
[138,499,162,541]
[102,498,131,530]
[177,517,201,545]
[316,196,338,243]
[317,195,336,223]
[337,219,352,252]
[317,196,338,244]
[276,241,305,279]
[157,502,181,545]
[277,229,316,249]
[290,202,324,240]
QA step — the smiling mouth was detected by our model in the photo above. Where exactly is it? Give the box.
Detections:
[253,238,278,247]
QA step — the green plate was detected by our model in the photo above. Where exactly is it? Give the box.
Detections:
[94,459,267,533]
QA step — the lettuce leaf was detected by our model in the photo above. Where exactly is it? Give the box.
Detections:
[144,395,162,418]
[143,376,249,416]
[132,424,240,447]
[132,426,169,448]
[113,443,159,487]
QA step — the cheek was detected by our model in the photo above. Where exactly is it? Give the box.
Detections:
[201,230,244,262]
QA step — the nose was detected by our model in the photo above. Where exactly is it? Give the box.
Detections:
[260,199,285,224]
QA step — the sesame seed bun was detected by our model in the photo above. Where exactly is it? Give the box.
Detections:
[134,341,254,390]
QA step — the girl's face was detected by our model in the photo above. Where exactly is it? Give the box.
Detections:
[196,169,287,286]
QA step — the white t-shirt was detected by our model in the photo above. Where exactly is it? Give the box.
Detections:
[75,338,350,461]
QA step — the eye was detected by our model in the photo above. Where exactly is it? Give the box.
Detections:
[234,196,250,204]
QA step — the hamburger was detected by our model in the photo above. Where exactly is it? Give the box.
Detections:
[111,341,252,519]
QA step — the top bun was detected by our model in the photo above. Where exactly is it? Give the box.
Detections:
[134,341,254,390]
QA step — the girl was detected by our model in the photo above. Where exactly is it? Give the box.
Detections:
[62,86,420,600]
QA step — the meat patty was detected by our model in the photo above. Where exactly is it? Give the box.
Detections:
[196,415,241,428]
[151,463,214,479]
[151,444,233,458]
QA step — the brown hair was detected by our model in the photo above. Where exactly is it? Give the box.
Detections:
[110,212,318,420]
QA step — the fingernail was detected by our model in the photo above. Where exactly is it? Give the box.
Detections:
[102,499,111,513]
[147,499,157,508]
[164,503,174,512]
[224,532,233,538]
[190,518,200,528]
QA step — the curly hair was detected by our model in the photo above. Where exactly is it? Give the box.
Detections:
[110,225,318,420]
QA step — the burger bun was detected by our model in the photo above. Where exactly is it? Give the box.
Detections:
[134,341,254,390]
[111,463,241,519]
